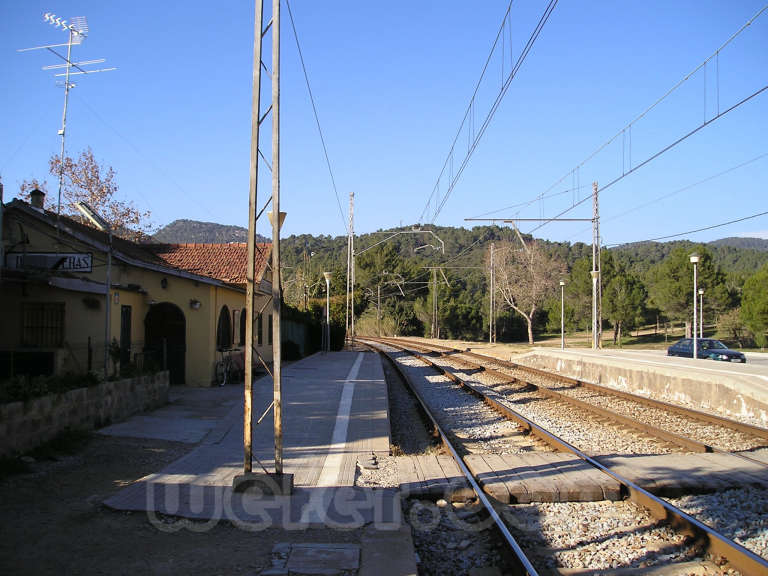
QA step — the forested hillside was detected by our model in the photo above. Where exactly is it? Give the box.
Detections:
[151,219,768,346]
[277,225,768,347]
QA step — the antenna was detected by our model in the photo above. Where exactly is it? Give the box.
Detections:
[18,13,116,220]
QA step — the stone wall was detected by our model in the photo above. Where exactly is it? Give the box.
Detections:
[0,371,169,457]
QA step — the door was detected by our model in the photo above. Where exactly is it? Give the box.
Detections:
[144,302,186,384]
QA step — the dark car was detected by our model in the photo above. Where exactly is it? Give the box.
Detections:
[667,338,746,363]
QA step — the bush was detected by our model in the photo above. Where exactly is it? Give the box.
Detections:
[0,372,100,404]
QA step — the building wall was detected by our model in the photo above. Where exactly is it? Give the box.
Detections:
[2,208,272,386]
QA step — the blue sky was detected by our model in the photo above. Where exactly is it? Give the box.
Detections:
[2,1,767,246]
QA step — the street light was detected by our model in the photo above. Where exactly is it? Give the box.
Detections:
[690,253,700,359]
[698,288,705,339]
[559,280,566,350]
[323,272,332,352]
[76,202,111,376]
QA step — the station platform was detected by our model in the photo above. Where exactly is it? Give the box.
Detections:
[104,350,397,531]
[518,347,768,428]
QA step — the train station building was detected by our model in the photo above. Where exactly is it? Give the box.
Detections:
[0,193,272,386]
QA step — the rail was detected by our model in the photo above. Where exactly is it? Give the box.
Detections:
[365,336,768,575]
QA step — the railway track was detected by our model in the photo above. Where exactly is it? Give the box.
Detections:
[361,337,768,575]
[381,336,768,461]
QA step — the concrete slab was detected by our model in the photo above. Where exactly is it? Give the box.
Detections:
[359,525,418,576]
[104,351,397,530]
[97,384,241,443]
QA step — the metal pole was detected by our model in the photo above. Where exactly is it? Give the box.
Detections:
[104,232,112,376]
[243,0,264,475]
[55,27,75,224]
[0,178,4,283]
[591,182,599,350]
[591,271,598,349]
[377,283,381,337]
[699,289,704,338]
[345,193,351,337]
[560,281,565,350]
[324,272,331,352]
[271,0,283,476]
[350,192,355,343]
[692,262,698,360]
[489,243,494,344]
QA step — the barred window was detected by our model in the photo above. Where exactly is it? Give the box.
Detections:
[22,302,65,347]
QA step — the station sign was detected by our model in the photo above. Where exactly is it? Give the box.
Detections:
[6,252,93,273]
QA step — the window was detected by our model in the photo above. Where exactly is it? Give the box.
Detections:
[239,309,246,346]
[268,314,273,345]
[216,306,232,349]
[257,314,263,346]
[22,302,65,347]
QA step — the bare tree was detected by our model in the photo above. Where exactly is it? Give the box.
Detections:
[18,148,151,241]
[493,240,565,345]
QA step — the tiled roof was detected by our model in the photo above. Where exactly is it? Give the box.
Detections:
[146,243,271,287]
[4,200,271,288]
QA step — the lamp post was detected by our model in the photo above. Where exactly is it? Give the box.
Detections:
[323,272,332,352]
[560,280,566,350]
[690,253,700,359]
[76,202,111,376]
[698,288,704,339]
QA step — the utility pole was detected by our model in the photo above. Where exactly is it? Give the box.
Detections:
[235,0,291,495]
[242,0,264,479]
[431,267,438,339]
[591,182,601,350]
[349,192,355,343]
[489,242,495,344]
[345,192,352,337]
[270,0,284,478]
[377,283,381,337]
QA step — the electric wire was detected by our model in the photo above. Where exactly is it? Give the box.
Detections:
[528,82,768,234]
[419,0,559,225]
[524,4,768,223]
[605,209,768,247]
[603,152,768,227]
[285,0,348,234]
[563,152,768,244]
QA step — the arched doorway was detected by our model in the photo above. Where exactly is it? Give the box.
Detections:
[216,305,232,349]
[145,302,186,385]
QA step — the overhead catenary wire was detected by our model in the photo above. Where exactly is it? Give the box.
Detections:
[605,209,768,247]
[418,0,559,225]
[528,82,768,235]
[285,0,348,234]
[563,152,768,244]
[520,4,768,225]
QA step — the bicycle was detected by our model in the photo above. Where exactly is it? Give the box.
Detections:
[215,347,233,386]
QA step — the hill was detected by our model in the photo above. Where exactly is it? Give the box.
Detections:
[151,219,269,244]
[709,237,768,251]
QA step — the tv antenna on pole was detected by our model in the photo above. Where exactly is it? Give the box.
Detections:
[19,13,116,220]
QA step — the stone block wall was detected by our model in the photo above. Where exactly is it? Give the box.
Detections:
[0,371,169,457]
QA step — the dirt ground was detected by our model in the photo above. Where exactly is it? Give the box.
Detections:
[0,433,363,575]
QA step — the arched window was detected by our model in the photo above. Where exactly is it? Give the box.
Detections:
[239,308,246,346]
[216,305,232,349]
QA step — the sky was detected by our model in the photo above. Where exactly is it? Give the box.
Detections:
[2,1,767,247]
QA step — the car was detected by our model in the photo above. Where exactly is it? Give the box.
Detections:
[667,338,746,363]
